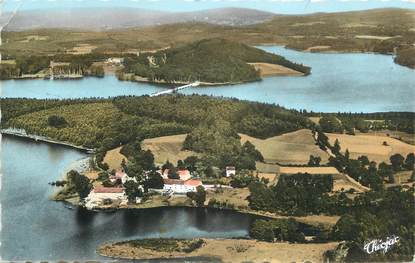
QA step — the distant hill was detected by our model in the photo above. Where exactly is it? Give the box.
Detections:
[120,38,310,84]
[0,7,275,31]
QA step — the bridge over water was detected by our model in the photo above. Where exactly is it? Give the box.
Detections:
[150,82,200,97]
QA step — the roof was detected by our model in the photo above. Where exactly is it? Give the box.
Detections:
[178,169,190,176]
[163,179,184,185]
[93,187,124,193]
[184,179,202,186]
[115,170,127,178]
[226,166,236,170]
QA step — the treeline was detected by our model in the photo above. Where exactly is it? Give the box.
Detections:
[120,38,310,83]
[248,173,337,216]
[316,113,415,134]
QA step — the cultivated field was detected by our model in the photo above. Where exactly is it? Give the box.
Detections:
[327,133,415,164]
[356,129,415,145]
[240,129,330,165]
[141,134,198,166]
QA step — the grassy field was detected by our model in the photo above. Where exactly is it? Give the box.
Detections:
[98,238,339,262]
[357,129,415,145]
[206,187,250,209]
[103,146,127,171]
[327,132,415,164]
[240,129,330,165]
[141,134,198,166]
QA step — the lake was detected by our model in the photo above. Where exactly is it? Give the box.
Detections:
[1,46,413,112]
[1,136,265,260]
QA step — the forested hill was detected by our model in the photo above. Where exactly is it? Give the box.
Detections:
[120,38,310,84]
[1,95,310,169]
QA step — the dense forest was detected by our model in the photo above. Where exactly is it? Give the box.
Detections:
[119,38,310,83]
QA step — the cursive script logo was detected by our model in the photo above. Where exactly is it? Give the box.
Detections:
[364,235,400,254]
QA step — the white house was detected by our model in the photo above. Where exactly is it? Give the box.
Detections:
[106,57,124,64]
[162,178,203,194]
[85,186,126,209]
[225,166,236,177]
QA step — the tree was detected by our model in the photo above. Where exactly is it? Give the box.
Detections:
[168,166,180,179]
[183,156,199,172]
[47,115,68,128]
[124,180,143,202]
[177,159,186,170]
[358,155,370,166]
[390,154,404,171]
[332,139,341,155]
[187,186,206,207]
[378,162,393,180]
[143,171,164,190]
[344,149,350,160]
[319,116,343,133]
[67,170,91,199]
[249,219,275,242]
[404,153,415,170]
[308,155,321,166]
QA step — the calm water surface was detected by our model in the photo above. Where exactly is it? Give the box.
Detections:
[1,46,413,112]
[0,136,256,260]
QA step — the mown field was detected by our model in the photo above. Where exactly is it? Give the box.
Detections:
[142,134,198,166]
[327,133,415,164]
[239,129,329,165]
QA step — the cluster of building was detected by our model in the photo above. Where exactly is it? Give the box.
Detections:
[160,169,203,195]
[84,167,217,209]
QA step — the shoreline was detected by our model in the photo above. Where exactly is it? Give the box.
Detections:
[1,129,95,153]
[97,238,339,262]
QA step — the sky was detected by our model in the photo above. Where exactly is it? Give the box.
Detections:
[1,0,414,14]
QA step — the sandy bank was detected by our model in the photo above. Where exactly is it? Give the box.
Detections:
[248,62,304,76]
[98,238,339,262]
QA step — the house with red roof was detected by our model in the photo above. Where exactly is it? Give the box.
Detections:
[109,170,133,184]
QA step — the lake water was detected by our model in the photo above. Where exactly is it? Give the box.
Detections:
[1,46,413,112]
[1,136,261,260]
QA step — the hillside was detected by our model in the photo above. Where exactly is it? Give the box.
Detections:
[1,8,414,70]
[1,95,311,169]
[120,38,310,84]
